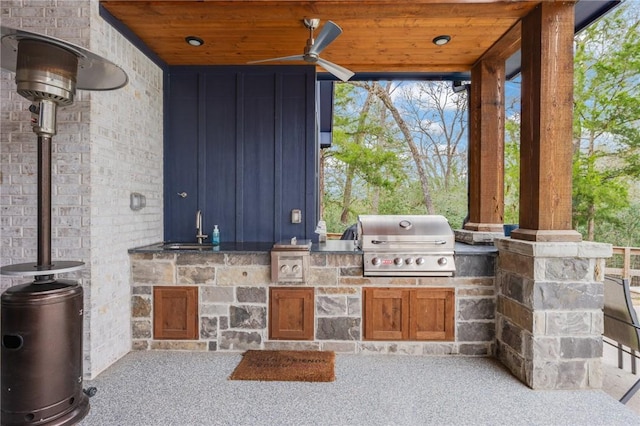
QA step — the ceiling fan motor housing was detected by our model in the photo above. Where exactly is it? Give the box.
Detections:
[303,18,320,30]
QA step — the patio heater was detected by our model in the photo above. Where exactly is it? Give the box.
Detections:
[0,27,127,425]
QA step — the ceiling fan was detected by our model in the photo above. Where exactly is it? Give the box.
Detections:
[248,18,355,82]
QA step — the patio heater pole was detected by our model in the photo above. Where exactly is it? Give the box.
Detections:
[0,27,128,425]
[37,109,54,272]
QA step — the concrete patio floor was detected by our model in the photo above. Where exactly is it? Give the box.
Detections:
[79,351,640,426]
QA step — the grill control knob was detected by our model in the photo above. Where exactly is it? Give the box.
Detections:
[371,257,381,266]
[280,265,290,273]
[416,257,425,265]
[437,257,448,266]
[394,257,403,266]
[292,264,300,274]
[405,258,414,265]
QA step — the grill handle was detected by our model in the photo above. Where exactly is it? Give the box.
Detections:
[370,239,448,245]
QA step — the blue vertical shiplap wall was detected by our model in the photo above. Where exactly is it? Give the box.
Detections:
[164,65,317,243]
[164,72,199,240]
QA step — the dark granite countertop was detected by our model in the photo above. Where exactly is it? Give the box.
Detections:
[130,240,496,255]
[129,242,274,253]
[454,242,498,255]
[313,240,361,253]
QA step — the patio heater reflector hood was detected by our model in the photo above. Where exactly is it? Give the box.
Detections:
[0,26,128,426]
[1,26,129,92]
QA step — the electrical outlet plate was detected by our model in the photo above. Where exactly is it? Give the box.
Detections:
[130,192,146,211]
[291,209,302,224]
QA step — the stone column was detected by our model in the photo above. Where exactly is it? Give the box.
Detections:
[495,238,611,390]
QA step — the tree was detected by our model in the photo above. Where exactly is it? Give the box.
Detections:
[572,3,640,241]
[351,81,437,214]
[339,86,374,224]
[398,81,468,191]
[324,80,471,228]
[323,82,406,230]
[504,115,520,225]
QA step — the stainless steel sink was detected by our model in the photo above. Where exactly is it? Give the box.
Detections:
[162,243,213,250]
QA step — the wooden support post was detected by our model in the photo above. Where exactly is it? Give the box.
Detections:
[624,247,631,280]
[464,59,505,233]
[512,1,581,242]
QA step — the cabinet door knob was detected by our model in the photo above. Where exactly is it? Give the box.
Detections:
[177,192,188,198]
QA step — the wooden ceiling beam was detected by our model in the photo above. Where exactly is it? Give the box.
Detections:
[475,21,521,65]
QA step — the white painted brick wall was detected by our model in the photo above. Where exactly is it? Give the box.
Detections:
[0,0,164,378]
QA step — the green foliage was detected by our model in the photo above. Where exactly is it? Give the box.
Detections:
[594,202,640,247]
[322,82,410,232]
[574,6,640,148]
[504,118,520,224]
[321,197,360,232]
[322,80,471,233]
[377,181,427,214]
[572,154,629,228]
[322,2,640,246]
[334,141,405,190]
[572,2,640,241]
[430,180,468,229]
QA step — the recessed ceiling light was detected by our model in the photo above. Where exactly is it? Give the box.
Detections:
[432,35,451,46]
[185,36,204,47]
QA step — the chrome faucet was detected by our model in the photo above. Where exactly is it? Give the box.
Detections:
[195,209,208,244]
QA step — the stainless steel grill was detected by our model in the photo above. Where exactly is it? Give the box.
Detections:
[358,215,456,276]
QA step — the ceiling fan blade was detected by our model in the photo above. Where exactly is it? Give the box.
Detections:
[317,57,354,82]
[247,55,304,64]
[308,21,343,56]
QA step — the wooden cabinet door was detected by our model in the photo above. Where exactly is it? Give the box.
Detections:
[410,289,454,341]
[364,287,454,341]
[269,287,314,340]
[363,288,410,340]
[153,287,199,340]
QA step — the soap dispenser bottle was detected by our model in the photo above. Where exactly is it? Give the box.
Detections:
[212,225,220,246]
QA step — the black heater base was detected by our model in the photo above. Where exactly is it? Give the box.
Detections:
[1,280,89,426]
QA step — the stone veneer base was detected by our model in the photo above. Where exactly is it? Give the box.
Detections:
[494,238,612,390]
[130,249,497,356]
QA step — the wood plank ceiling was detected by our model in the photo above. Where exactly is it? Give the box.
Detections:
[100,0,544,74]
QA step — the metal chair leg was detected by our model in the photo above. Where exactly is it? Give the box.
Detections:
[620,378,640,404]
[618,343,624,369]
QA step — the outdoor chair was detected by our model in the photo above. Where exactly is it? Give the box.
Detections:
[340,224,357,241]
[603,275,640,403]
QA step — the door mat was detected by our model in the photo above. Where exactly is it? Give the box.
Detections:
[228,350,335,382]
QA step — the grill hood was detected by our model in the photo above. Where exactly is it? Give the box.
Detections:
[358,215,456,277]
